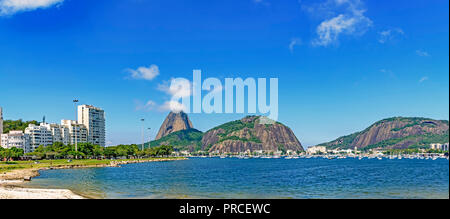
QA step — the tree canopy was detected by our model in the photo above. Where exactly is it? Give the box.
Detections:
[24,142,174,160]
[0,147,24,160]
[2,119,39,134]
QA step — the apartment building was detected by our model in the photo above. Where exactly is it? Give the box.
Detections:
[306,146,328,155]
[0,104,105,153]
[61,120,88,145]
[42,123,70,145]
[78,105,105,147]
[25,123,54,152]
[0,107,3,146]
[1,130,31,153]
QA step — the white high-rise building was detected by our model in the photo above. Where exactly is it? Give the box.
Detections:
[1,130,31,153]
[78,105,105,146]
[61,120,88,145]
[0,107,3,146]
[42,123,70,145]
[25,123,53,152]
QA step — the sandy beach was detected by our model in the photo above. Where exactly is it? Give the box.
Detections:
[0,186,85,199]
[0,168,85,199]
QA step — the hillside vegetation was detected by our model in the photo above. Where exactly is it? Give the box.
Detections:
[2,119,39,134]
[146,129,204,151]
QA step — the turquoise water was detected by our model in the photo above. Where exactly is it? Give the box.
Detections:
[26,158,449,199]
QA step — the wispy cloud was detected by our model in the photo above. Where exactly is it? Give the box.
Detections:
[134,77,193,113]
[416,50,430,57]
[135,99,187,113]
[378,28,404,44]
[0,0,63,16]
[135,100,157,112]
[289,38,302,53]
[157,78,192,98]
[305,0,372,47]
[419,76,429,83]
[380,69,396,79]
[126,64,160,81]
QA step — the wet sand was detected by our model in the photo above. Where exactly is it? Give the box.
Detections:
[0,186,85,199]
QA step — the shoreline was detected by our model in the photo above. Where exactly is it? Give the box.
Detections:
[0,157,187,199]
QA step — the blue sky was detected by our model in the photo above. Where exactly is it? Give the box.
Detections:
[0,0,448,147]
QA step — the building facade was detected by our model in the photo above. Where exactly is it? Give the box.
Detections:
[25,123,54,152]
[78,105,105,146]
[430,143,449,151]
[42,123,70,145]
[1,130,31,153]
[0,104,105,154]
[0,107,3,146]
[306,146,327,155]
[61,120,88,145]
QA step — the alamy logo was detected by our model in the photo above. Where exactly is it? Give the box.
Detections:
[168,70,278,124]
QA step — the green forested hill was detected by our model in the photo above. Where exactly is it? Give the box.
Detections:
[2,120,39,134]
[145,129,204,151]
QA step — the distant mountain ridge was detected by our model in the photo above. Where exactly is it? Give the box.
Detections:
[319,117,449,150]
[149,113,304,153]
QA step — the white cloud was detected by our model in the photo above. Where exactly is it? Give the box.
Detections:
[289,38,302,53]
[419,76,428,83]
[157,78,192,98]
[140,78,192,113]
[127,64,160,81]
[416,50,430,57]
[0,0,63,16]
[159,101,187,113]
[310,0,372,47]
[378,28,404,44]
[135,99,187,113]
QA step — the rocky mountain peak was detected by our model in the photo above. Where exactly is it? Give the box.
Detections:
[155,111,194,140]
[202,116,304,153]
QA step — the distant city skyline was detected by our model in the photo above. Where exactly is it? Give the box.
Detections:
[0,0,449,147]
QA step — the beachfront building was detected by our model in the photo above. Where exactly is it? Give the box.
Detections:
[430,143,449,151]
[331,149,354,154]
[78,105,105,147]
[306,146,327,155]
[0,130,31,153]
[42,123,70,145]
[61,120,88,145]
[0,104,105,151]
[0,107,3,146]
[24,123,54,152]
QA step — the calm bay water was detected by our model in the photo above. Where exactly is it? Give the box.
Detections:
[26,158,449,199]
